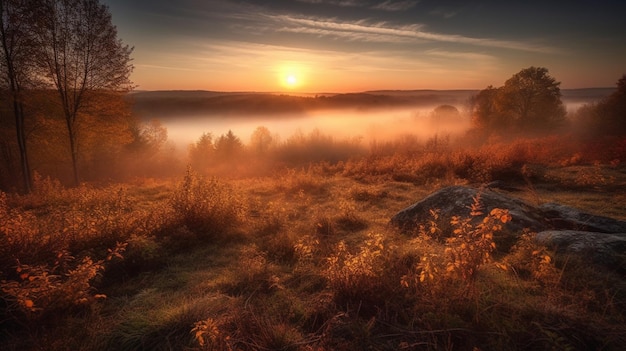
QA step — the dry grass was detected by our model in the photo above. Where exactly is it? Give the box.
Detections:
[1,134,626,350]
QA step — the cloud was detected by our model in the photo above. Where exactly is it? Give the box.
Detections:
[371,1,419,12]
[270,15,558,53]
[295,0,365,7]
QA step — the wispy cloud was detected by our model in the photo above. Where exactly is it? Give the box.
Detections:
[371,1,419,12]
[271,15,558,53]
[295,0,365,7]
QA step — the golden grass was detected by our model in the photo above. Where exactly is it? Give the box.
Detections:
[1,135,626,350]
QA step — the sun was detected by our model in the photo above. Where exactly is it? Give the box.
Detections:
[277,63,307,90]
[286,74,297,87]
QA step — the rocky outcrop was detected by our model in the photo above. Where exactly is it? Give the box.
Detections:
[539,203,626,233]
[536,230,626,268]
[391,186,626,270]
[389,186,547,234]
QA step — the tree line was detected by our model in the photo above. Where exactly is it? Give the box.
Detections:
[0,0,133,192]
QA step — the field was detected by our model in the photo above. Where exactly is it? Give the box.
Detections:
[1,134,626,351]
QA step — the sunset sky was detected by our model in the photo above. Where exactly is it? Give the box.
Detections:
[102,0,626,92]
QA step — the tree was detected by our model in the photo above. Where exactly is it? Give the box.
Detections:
[0,0,37,192]
[471,67,566,133]
[576,74,626,137]
[128,119,168,156]
[596,75,626,136]
[215,130,243,161]
[430,104,463,129]
[249,126,273,155]
[189,132,215,171]
[33,0,133,185]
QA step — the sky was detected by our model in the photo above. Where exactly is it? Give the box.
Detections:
[102,0,626,93]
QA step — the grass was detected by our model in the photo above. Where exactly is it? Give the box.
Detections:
[1,135,626,350]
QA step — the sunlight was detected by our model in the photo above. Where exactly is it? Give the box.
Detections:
[277,63,308,91]
[286,74,297,86]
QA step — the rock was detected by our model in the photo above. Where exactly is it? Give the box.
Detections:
[391,185,626,269]
[390,185,547,234]
[539,203,626,234]
[536,230,626,269]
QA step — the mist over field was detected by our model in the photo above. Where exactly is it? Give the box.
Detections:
[131,88,614,150]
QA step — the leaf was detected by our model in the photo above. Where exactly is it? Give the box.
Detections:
[496,263,508,271]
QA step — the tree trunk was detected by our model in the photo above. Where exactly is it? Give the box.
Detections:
[13,99,32,192]
[65,116,80,186]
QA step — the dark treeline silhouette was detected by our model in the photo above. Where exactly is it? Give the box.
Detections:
[574,74,626,138]
[130,90,479,118]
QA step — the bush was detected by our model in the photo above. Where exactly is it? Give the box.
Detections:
[169,168,246,239]
[401,198,511,298]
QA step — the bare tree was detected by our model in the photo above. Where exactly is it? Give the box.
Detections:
[33,0,133,185]
[0,0,36,192]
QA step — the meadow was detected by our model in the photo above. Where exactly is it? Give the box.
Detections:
[1,130,625,351]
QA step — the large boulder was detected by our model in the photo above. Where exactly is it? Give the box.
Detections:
[536,230,626,269]
[539,203,626,233]
[390,186,548,234]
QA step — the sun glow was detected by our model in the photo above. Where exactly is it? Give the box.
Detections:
[277,63,307,91]
[286,74,297,86]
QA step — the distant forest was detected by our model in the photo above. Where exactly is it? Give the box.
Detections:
[130,88,615,119]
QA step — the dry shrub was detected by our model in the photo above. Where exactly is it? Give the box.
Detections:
[1,243,125,318]
[169,167,246,239]
[503,231,560,286]
[0,179,166,324]
[192,317,232,351]
[401,197,511,300]
[293,235,320,268]
[324,233,398,309]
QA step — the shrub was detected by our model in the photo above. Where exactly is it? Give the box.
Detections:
[169,167,246,239]
[324,232,394,308]
[502,230,559,286]
[1,242,125,318]
[401,198,511,298]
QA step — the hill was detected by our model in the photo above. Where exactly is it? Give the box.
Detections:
[128,88,615,120]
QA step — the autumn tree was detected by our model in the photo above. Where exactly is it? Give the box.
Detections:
[32,0,133,185]
[470,86,503,130]
[471,67,566,133]
[249,126,273,155]
[0,0,37,192]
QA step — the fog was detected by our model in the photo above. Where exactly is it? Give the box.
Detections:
[160,106,471,150]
